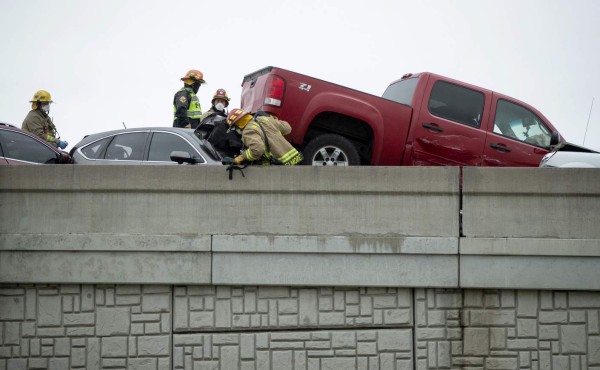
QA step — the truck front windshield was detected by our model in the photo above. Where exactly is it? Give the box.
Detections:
[382,77,419,106]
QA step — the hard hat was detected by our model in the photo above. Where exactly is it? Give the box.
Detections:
[180,69,206,84]
[227,108,252,129]
[30,90,53,104]
[211,88,230,106]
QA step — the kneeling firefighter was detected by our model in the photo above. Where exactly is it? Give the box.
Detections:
[226,109,303,166]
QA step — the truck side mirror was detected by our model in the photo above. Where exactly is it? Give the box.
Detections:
[550,131,560,146]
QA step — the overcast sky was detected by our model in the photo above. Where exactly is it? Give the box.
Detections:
[1,0,599,152]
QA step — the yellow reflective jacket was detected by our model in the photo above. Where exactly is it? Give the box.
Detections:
[241,115,303,165]
[173,87,202,127]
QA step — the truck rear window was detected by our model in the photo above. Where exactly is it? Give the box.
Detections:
[382,77,419,106]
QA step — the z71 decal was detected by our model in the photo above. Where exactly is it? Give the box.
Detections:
[299,83,312,92]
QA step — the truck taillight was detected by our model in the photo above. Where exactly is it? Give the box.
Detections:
[264,75,285,107]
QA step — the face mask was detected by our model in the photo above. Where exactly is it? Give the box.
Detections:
[215,102,225,111]
[41,104,50,114]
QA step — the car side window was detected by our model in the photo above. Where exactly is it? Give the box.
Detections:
[80,137,111,159]
[428,81,484,128]
[148,132,204,163]
[104,133,147,161]
[493,99,551,148]
[0,130,58,163]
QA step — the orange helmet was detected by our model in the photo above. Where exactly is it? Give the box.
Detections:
[211,88,230,106]
[227,108,252,128]
[180,69,206,84]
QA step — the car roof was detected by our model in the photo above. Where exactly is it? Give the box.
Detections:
[0,122,63,154]
[74,126,222,163]
[77,127,198,143]
[0,122,19,129]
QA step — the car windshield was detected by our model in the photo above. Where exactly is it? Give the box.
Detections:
[382,76,419,106]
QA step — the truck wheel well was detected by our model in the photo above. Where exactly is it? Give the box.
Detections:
[303,112,373,164]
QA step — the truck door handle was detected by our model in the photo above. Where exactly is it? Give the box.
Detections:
[490,143,511,152]
[422,123,444,132]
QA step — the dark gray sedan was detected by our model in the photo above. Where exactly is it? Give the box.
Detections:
[70,127,222,165]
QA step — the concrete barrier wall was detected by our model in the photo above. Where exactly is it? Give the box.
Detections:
[0,165,460,288]
[2,165,600,369]
[461,167,600,290]
[0,165,459,236]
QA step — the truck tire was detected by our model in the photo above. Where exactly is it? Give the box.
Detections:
[302,134,361,166]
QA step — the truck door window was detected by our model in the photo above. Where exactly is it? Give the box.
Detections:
[493,99,551,148]
[428,81,484,128]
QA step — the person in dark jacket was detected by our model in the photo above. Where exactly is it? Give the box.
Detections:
[197,88,230,139]
[173,69,205,128]
[193,89,243,158]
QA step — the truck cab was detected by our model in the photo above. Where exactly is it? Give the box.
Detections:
[385,72,558,167]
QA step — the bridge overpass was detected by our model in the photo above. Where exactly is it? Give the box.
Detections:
[1,165,599,369]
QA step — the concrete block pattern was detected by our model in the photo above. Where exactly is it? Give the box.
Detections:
[174,286,412,332]
[416,289,600,369]
[3,283,600,369]
[0,284,171,369]
[173,329,413,370]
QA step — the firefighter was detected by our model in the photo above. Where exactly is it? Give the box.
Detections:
[197,89,243,158]
[22,90,68,149]
[226,109,303,166]
[197,88,230,138]
[173,69,205,128]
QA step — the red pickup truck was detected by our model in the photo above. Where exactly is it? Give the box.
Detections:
[240,66,562,166]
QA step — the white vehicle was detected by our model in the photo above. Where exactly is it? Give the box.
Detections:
[540,141,600,168]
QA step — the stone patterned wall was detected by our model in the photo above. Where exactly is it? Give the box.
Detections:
[414,289,462,369]
[173,329,413,370]
[2,285,600,369]
[0,284,172,370]
[416,289,600,370]
[174,286,413,332]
